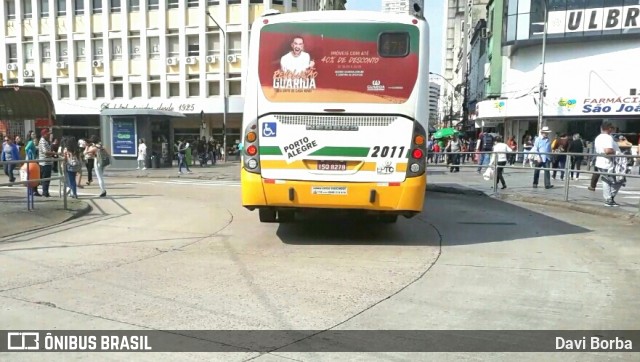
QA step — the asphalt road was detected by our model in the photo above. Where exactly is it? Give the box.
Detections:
[0,177,638,361]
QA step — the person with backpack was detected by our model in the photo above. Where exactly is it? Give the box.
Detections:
[63,137,82,199]
[84,135,108,197]
[476,131,494,173]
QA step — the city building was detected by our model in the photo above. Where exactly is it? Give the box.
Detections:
[465,18,487,125]
[1,0,346,165]
[474,0,640,145]
[428,80,441,126]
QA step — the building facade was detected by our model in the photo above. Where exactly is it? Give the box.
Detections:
[475,0,640,145]
[428,80,441,125]
[0,0,348,153]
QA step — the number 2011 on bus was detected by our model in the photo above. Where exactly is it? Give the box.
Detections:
[370,146,406,158]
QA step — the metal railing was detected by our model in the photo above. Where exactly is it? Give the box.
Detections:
[427,149,640,212]
[0,156,68,211]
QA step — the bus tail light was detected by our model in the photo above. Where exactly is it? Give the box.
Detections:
[406,121,427,178]
[243,118,261,174]
[246,144,257,156]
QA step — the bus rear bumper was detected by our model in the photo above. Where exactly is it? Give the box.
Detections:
[241,168,425,214]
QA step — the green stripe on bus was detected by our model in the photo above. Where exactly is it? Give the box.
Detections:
[260,146,283,155]
[309,146,370,157]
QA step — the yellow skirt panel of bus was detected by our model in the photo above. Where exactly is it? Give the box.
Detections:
[241,168,425,212]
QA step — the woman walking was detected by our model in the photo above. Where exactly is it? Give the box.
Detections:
[63,137,81,198]
[84,135,107,197]
[490,135,511,189]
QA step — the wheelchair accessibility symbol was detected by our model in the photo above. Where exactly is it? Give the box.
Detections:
[262,122,277,137]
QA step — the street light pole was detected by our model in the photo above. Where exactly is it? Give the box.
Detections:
[537,0,548,136]
[430,72,458,128]
[206,11,227,162]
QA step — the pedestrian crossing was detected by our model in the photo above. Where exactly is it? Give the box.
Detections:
[148,179,241,187]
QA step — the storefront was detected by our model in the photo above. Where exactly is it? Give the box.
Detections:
[99,108,186,169]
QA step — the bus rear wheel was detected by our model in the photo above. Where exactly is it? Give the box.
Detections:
[259,209,277,223]
[379,214,398,223]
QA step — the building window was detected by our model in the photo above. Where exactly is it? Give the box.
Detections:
[93,0,102,14]
[23,0,33,18]
[148,0,159,10]
[110,0,121,13]
[7,44,17,63]
[57,41,68,61]
[229,79,241,96]
[77,84,87,99]
[187,0,198,7]
[149,83,161,97]
[75,0,84,15]
[168,0,179,9]
[208,0,219,5]
[129,0,139,11]
[6,0,16,20]
[57,0,66,16]
[93,39,103,59]
[94,84,105,98]
[40,42,51,62]
[208,81,220,96]
[167,36,179,57]
[113,83,123,98]
[228,32,241,56]
[206,33,220,56]
[42,80,52,95]
[148,37,160,59]
[110,38,122,59]
[59,85,70,99]
[129,33,141,59]
[23,42,34,63]
[130,83,142,98]
[168,83,180,97]
[187,35,199,56]
[75,40,86,61]
[188,81,199,97]
[40,0,49,17]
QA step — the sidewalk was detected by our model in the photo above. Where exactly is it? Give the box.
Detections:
[0,191,92,239]
[425,163,640,222]
[103,161,241,180]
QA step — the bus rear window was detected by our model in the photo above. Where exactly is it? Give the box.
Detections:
[378,32,409,57]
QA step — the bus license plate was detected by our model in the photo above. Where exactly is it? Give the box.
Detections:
[317,161,346,171]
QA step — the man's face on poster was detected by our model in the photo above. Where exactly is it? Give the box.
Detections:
[291,37,304,56]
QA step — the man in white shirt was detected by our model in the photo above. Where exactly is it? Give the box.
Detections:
[594,121,621,207]
[137,138,147,170]
[280,36,315,74]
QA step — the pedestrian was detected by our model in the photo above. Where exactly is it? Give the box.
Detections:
[84,135,107,197]
[522,135,534,167]
[594,122,622,207]
[2,136,20,184]
[506,135,517,165]
[490,135,510,189]
[446,134,461,172]
[177,139,192,174]
[531,126,554,189]
[568,133,585,180]
[137,138,147,170]
[84,138,95,186]
[552,133,570,180]
[476,131,494,173]
[63,137,81,199]
[37,129,56,197]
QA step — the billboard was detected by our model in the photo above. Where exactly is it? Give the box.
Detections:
[547,3,640,35]
[258,22,420,104]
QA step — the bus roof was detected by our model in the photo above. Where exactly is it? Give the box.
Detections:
[259,10,426,24]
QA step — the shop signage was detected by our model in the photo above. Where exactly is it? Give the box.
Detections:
[548,5,640,35]
[101,102,197,112]
[111,117,137,157]
[581,97,640,114]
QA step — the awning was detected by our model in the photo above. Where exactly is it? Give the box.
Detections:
[100,108,186,118]
[0,86,55,120]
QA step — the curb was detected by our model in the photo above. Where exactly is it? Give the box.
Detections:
[428,183,640,223]
[0,200,93,240]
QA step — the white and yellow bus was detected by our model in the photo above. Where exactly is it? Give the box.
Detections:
[241,10,430,223]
